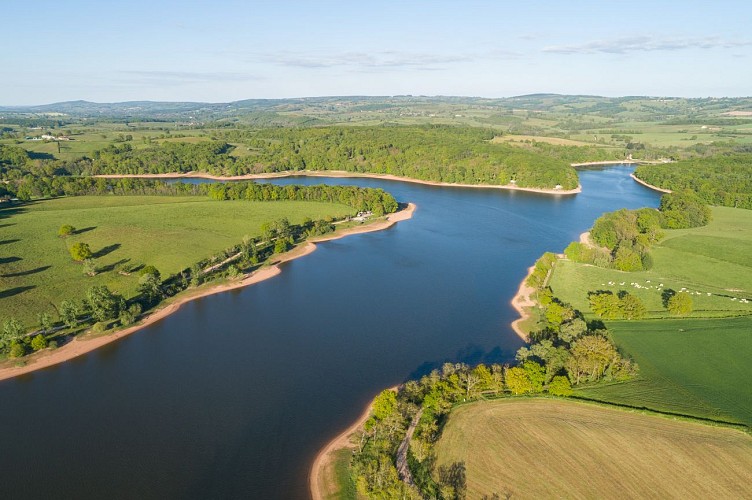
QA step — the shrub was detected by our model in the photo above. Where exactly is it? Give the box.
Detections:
[8,341,26,358]
[547,375,573,396]
[667,292,693,316]
[69,242,93,261]
[58,224,75,237]
[30,334,48,351]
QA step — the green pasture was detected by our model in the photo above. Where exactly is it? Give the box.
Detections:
[549,206,752,317]
[0,196,352,325]
[577,316,752,426]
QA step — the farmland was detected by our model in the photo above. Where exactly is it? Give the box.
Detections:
[434,398,752,499]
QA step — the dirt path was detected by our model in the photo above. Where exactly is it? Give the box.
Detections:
[0,204,415,383]
[396,409,423,487]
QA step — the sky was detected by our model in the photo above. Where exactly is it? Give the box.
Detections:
[2,0,751,105]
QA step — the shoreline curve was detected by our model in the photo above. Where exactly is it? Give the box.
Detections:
[629,173,673,193]
[309,386,399,500]
[0,204,416,383]
[93,171,582,195]
[510,265,536,342]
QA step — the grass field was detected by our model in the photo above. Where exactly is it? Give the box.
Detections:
[549,206,752,317]
[0,196,352,325]
[578,316,752,425]
[434,398,752,499]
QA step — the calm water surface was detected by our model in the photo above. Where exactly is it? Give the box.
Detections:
[1,167,659,499]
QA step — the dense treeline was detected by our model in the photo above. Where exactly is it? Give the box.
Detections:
[634,153,752,209]
[564,191,710,272]
[0,162,398,215]
[352,312,635,498]
[57,126,579,189]
[350,249,638,498]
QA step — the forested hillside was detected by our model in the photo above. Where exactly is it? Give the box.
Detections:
[70,126,579,189]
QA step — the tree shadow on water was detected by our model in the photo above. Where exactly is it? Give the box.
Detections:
[406,344,515,381]
[0,286,35,299]
[1,265,51,278]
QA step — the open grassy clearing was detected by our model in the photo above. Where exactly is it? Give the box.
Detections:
[549,206,752,317]
[577,316,752,425]
[491,134,601,147]
[434,398,752,499]
[0,196,352,324]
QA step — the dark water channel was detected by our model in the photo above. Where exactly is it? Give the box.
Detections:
[0,166,660,499]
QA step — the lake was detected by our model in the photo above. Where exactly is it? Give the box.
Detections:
[0,166,660,499]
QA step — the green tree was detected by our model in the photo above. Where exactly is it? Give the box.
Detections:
[619,292,647,319]
[667,292,693,316]
[69,242,93,261]
[82,258,97,276]
[522,360,545,393]
[505,366,532,395]
[86,285,121,322]
[547,375,573,396]
[37,312,53,333]
[1,318,24,350]
[138,271,163,304]
[8,341,26,358]
[59,300,80,329]
[58,224,75,237]
[30,334,48,351]
[371,389,397,421]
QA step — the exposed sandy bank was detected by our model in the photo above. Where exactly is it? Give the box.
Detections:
[510,265,536,342]
[93,171,581,195]
[630,173,673,193]
[309,386,398,500]
[0,204,415,383]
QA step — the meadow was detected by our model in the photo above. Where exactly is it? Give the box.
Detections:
[577,316,752,425]
[549,206,752,317]
[0,196,352,325]
[434,398,752,499]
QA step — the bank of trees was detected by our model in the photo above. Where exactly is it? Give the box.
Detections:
[564,191,710,272]
[52,126,578,190]
[635,153,752,209]
[350,281,636,499]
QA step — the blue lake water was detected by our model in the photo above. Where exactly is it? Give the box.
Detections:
[0,166,660,499]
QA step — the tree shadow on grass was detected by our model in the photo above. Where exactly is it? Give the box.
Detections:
[74,226,96,235]
[661,288,676,308]
[93,243,121,259]
[0,256,22,264]
[98,259,130,273]
[0,285,35,299]
[0,223,15,229]
[1,265,51,278]
[0,239,20,245]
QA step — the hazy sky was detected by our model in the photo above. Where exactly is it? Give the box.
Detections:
[3,0,751,104]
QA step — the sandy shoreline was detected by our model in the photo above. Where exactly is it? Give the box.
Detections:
[0,204,415,383]
[509,265,536,342]
[629,173,673,193]
[309,386,398,500]
[93,170,582,195]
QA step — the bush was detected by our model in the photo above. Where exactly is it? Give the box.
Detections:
[8,341,26,358]
[58,224,75,237]
[69,242,93,261]
[547,375,573,396]
[30,334,48,351]
[667,292,693,316]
